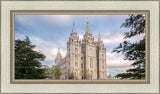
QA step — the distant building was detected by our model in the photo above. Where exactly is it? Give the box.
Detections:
[55,19,107,80]
[42,65,55,79]
[107,74,120,80]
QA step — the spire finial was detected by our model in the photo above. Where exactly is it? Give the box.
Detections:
[58,48,60,53]
[72,21,76,33]
[98,32,101,41]
[85,17,91,34]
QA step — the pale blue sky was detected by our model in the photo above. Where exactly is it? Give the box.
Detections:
[15,15,144,76]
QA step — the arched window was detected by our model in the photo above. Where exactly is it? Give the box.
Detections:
[102,60,104,70]
[90,58,93,68]
[90,48,92,56]
[75,48,78,53]
[75,62,78,67]
[102,65,104,70]
[102,54,104,59]
[81,64,83,68]
[75,55,78,60]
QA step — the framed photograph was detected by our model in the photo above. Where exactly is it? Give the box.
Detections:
[0,0,159,94]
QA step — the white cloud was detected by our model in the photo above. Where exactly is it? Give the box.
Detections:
[34,47,66,61]
[102,34,124,45]
[106,51,133,68]
[79,34,83,40]
[42,15,72,27]
[15,15,36,27]
[102,32,145,45]
[107,66,132,76]
[106,51,134,76]
[43,15,72,22]
[129,33,145,42]
[104,33,144,76]
[106,52,116,58]
[31,37,67,64]
[15,32,56,49]
[15,31,26,40]
[15,15,73,31]
[15,32,67,65]
[107,58,133,68]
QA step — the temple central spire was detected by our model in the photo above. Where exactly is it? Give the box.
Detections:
[87,18,89,24]
[86,18,90,34]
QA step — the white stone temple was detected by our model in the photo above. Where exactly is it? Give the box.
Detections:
[55,19,107,80]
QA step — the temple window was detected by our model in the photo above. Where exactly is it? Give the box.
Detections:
[81,64,83,68]
[102,61,104,70]
[102,65,104,70]
[75,62,78,67]
[102,54,104,59]
[90,48,92,56]
[75,48,78,53]
[75,55,78,60]
[90,58,93,68]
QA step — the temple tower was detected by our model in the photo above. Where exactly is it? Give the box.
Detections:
[82,18,97,79]
[96,33,107,79]
[66,22,82,79]
[55,48,62,65]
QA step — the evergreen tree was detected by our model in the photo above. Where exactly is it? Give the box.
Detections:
[15,36,48,79]
[112,15,145,79]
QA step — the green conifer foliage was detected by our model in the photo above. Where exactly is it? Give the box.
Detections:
[112,15,145,79]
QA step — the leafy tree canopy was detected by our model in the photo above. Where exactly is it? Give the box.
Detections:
[53,66,62,79]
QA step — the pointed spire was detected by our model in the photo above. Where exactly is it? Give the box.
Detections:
[57,48,62,58]
[72,21,76,33]
[98,32,101,41]
[73,21,75,25]
[55,48,62,65]
[86,18,90,34]
[58,48,60,53]
[56,48,61,58]
[87,17,89,24]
